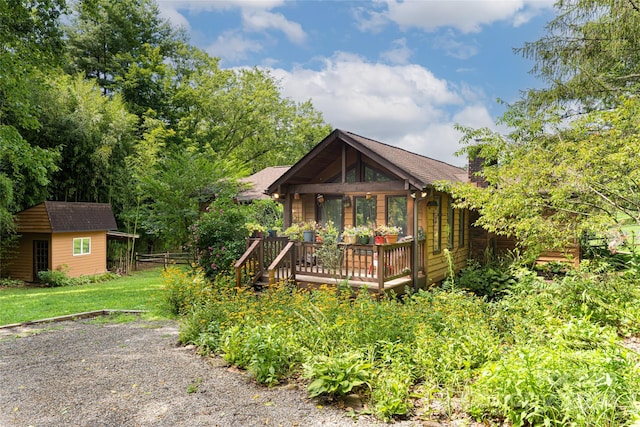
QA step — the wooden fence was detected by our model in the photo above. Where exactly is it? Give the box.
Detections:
[135,252,192,269]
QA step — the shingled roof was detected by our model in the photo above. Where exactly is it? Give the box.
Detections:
[267,129,467,193]
[343,131,468,186]
[43,202,117,232]
[238,166,290,201]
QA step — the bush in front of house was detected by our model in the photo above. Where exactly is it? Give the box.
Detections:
[37,270,120,287]
[192,195,249,279]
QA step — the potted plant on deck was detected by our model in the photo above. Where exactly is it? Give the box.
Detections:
[342,225,358,244]
[246,222,266,238]
[356,225,373,244]
[376,224,401,244]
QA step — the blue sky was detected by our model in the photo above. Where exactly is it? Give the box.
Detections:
[157,0,557,166]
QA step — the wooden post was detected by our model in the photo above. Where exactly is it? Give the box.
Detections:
[258,238,264,280]
[377,244,384,292]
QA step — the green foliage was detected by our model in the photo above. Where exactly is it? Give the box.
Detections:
[192,195,249,279]
[469,331,640,426]
[448,258,518,300]
[452,96,640,257]
[166,264,640,424]
[304,351,373,398]
[37,270,120,287]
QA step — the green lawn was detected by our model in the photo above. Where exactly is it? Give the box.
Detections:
[0,268,169,326]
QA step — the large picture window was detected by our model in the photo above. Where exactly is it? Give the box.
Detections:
[73,237,91,256]
[354,196,376,227]
[386,196,407,236]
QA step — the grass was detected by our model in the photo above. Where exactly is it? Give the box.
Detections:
[0,268,168,326]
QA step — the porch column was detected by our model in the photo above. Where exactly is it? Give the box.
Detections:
[412,196,420,292]
[283,192,293,228]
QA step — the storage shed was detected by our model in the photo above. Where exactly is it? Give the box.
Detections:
[9,202,117,282]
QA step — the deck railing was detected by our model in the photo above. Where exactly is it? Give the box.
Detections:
[235,237,424,291]
[234,238,263,287]
[267,241,296,285]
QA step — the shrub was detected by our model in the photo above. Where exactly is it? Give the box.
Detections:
[304,351,373,398]
[37,269,73,287]
[192,195,249,279]
[469,335,640,426]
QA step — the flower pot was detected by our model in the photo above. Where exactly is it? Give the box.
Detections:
[384,234,398,244]
[358,235,370,245]
[345,235,357,244]
[303,230,315,242]
[374,235,385,245]
[251,231,264,238]
[268,229,278,238]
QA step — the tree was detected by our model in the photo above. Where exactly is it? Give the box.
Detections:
[0,126,60,275]
[64,0,184,97]
[517,0,640,116]
[20,74,138,204]
[450,96,640,255]
[173,64,332,170]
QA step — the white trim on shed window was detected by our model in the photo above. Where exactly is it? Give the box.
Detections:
[73,237,91,256]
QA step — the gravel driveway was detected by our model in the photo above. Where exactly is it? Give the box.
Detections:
[0,318,422,427]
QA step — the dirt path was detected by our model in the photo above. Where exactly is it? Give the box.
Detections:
[0,319,417,427]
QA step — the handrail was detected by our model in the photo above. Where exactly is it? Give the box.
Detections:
[234,238,263,287]
[267,241,296,285]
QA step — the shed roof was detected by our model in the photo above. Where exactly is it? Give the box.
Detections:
[238,166,290,201]
[42,202,117,232]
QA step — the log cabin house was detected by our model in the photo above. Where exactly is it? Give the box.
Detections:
[235,129,471,295]
[8,202,118,282]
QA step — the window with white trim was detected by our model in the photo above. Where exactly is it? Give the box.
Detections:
[73,237,91,256]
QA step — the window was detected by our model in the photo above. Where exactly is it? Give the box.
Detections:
[318,197,343,232]
[73,237,91,256]
[354,196,376,227]
[448,197,454,249]
[458,208,465,247]
[386,196,407,236]
[433,196,441,254]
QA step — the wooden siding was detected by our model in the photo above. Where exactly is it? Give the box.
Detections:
[8,233,51,282]
[51,231,108,277]
[422,194,469,285]
[15,203,51,233]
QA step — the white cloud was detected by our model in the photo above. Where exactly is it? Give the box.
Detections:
[380,38,413,64]
[270,53,493,166]
[242,9,306,44]
[156,0,306,48]
[434,30,479,59]
[206,31,263,62]
[356,0,554,34]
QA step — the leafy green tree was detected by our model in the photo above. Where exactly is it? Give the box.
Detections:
[451,96,640,255]
[0,126,60,275]
[173,64,331,170]
[20,74,138,203]
[0,0,66,128]
[64,0,184,96]
[134,142,248,250]
[517,0,640,115]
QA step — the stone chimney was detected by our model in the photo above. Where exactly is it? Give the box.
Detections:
[468,155,491,188]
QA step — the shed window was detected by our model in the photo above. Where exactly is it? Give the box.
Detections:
[73,237,91,256]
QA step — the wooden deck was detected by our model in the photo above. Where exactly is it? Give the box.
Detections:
[235,237,426,294]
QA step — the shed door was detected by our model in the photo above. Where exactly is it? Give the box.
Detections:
[33,240,49,279]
